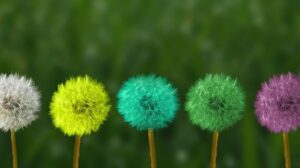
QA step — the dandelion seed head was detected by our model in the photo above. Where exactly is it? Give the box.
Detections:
[0,74,40,132]
[50,76,111,136]
[117,74,179,131]
[255,73,300,133]
[185,74,246,132]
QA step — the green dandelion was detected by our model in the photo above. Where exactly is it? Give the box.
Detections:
[185,74,246,168]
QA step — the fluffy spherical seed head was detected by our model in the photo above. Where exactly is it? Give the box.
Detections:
[117,75,179,131]
[255,73,300,133]
[0,74,40,132]
[185,74,246,132]
[50,76,111,136]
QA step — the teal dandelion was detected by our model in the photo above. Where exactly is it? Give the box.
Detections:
[185,74,246,168]
[117,74,179,168]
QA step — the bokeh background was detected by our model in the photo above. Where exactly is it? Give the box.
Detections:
[1,0,300,167]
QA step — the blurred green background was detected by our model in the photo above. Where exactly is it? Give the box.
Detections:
[0,0,300,167]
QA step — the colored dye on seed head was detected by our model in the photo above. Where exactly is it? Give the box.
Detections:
[255,73,300,133]
[117,74,179,131]
[50,76,111,136]
[185,74,246,132]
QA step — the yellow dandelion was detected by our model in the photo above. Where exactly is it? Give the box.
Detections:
[50,75,111,168]
[50,75,110,136]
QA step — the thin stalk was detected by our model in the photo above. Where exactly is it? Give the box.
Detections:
[73,136,81,168]
[283,133,291,168]
[10,129,18,168]
[210,130,219,168]
[148,128,157,168]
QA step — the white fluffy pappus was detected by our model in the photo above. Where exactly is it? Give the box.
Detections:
[0,74,41,132]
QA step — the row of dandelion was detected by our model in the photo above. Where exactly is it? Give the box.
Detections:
[0,73,298,168]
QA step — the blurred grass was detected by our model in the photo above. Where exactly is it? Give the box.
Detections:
[0,0,300,167]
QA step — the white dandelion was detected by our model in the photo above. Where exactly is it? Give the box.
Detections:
[0,74,41,168]
[0,74,41,132]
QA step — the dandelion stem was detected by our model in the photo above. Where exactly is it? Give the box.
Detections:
[148,128,157,168]
[210,130,219,168]
[73,136,81,168]
[283,133,291,168]
[10,129,18,168]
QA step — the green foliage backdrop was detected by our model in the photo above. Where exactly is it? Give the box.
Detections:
[0,0,300,167]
